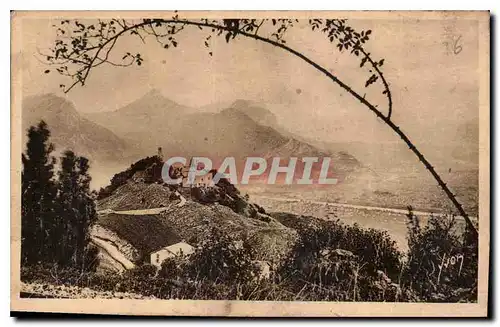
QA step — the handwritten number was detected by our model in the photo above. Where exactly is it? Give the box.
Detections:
[444,34,463,56]
[453,35,462,55]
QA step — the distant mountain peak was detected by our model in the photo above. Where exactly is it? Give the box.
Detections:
[143,88,164,97]
[22,93,132,165]
[116,88,189,116]
[226,99,278,127]
[138,88,171,103]
[23,93,79,119]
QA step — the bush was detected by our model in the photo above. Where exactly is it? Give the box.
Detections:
[21,205,478,303]
[97,156,163,200]
[280,219,402,277]
[190,181,261,218]
[277,219,405,301]
[402,208,478,302]
[183,227,259,283]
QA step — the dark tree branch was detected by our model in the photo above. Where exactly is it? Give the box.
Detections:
[358,48,393,119]
[43,17,477,238]
[322,19,393,119]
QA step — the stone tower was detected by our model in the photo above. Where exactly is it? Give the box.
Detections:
[157,147,164,161]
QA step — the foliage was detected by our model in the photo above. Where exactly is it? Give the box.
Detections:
[277,218,406,301]
[402,208,478,302]
[21,120,58,265]
[182,227,259,283]
[55,150,98,269]
[43,18,386,101]
[190,178,261,218]
[22,121,97,271]
[21,206,478,302]
[97,155,163,199]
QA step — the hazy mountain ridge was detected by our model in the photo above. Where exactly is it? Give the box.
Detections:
[228,99,279,127]
[22,94,135,163]
[84,91,362,175]
[84,89,193,152]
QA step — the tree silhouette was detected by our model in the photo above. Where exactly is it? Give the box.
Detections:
[41,16,477,238]
[56,150,97,268]
[21,120,58,265]
[22,122,98,269]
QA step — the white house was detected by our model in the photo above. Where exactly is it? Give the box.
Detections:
[150,242,195,268]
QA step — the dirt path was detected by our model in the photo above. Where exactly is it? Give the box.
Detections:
[91,236,135,271]
[98,207,170,215]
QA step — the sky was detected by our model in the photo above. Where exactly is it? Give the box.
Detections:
[15,14,481,147]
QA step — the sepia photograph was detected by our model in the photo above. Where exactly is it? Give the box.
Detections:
[10,10,490,317]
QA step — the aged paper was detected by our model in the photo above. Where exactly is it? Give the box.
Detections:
[11,11,490,317]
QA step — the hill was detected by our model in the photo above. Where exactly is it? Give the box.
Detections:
[84,89,193,154]
[95,184,297,263]
[228,99,279,127]
[22,94,135,164]
[92,155,299,266]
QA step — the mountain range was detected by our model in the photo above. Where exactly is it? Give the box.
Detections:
[84,90,326,158]
[84,89,362,177]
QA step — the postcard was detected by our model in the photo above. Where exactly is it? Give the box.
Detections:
[10,10,490,317]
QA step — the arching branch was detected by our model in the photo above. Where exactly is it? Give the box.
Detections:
[42,17,477,239]
[321,19,393,119]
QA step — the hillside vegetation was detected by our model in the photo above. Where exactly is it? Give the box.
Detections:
[22,155,478,303]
